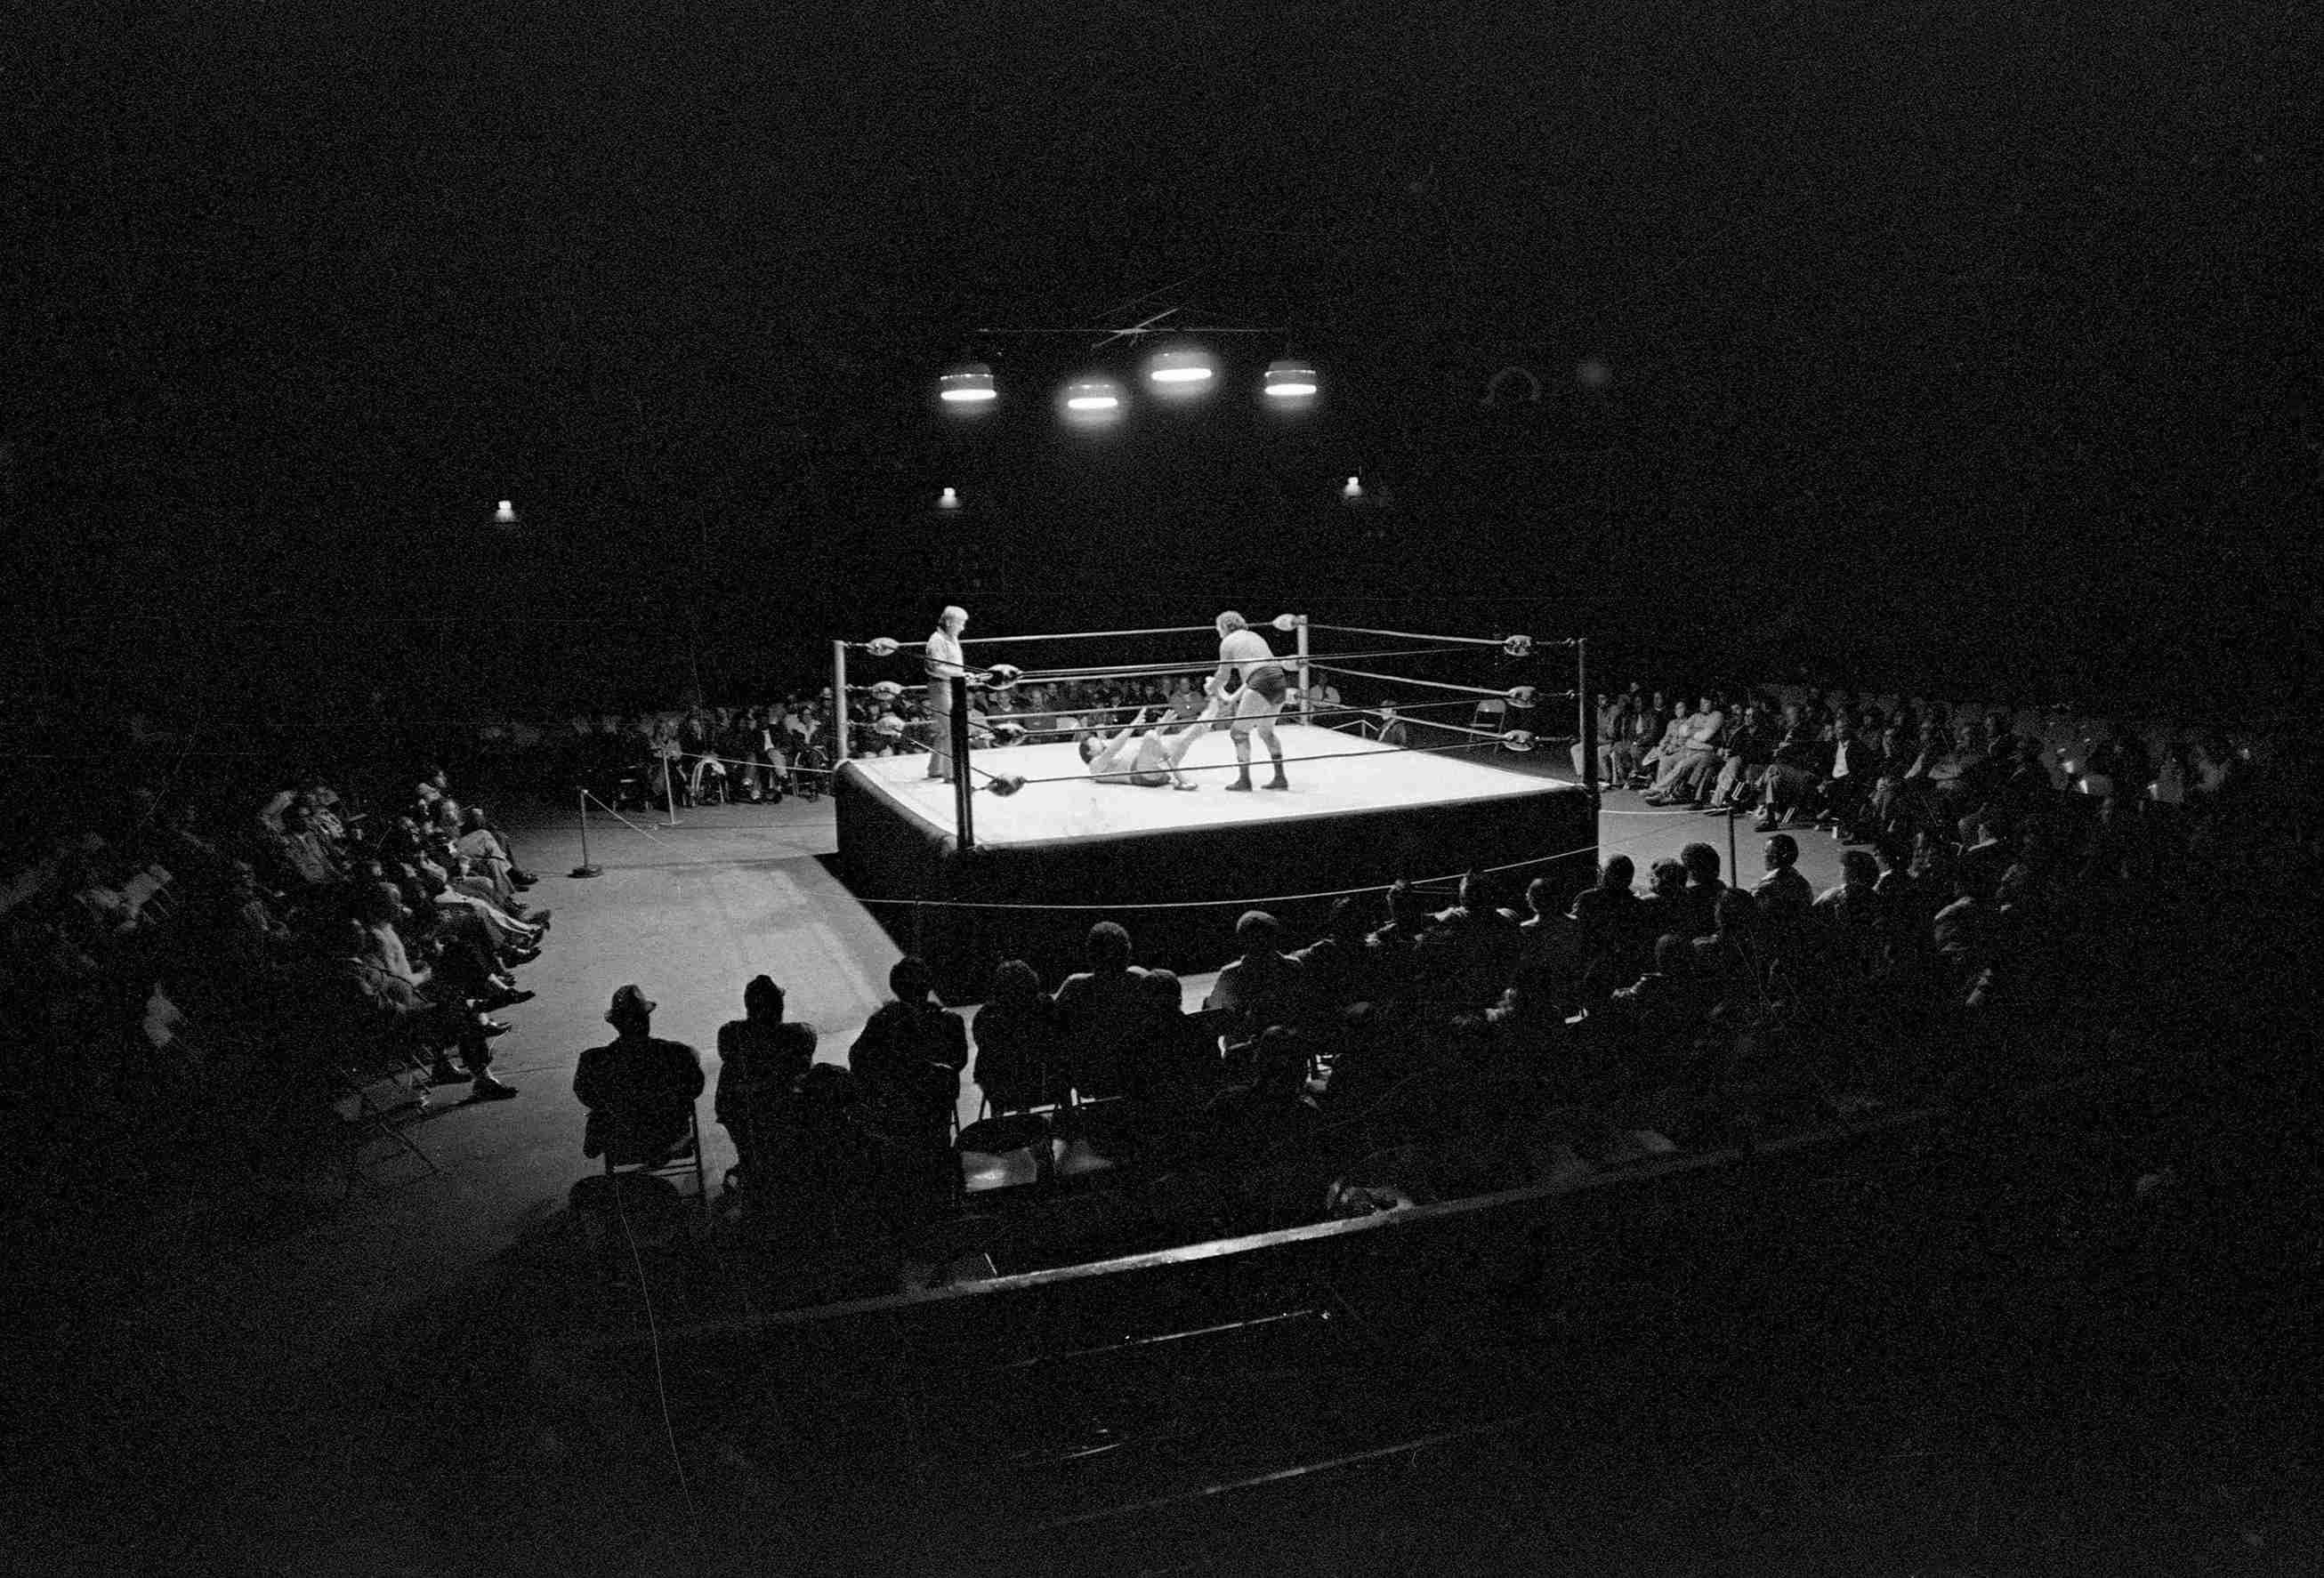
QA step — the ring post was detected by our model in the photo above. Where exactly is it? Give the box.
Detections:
[571,788,602,878]
[949,673,975,851]
[1294,614,1311,724]
[1577,636,1598,811]
[832,640,850,767]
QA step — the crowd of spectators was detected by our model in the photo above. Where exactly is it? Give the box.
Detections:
[1,745,560,1233]
[7,660,2304,1291]
[545,663,2304,1287]
[553,671,1384,810]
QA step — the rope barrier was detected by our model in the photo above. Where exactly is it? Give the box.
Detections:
[844,799,1699,915]
[854,842,1592,912]
[579,788,674,842]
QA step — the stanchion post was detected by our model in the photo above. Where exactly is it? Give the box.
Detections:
[570,787,601,878]
[949,672,975,852]
[661,753,678,827]
[831,639,850,767]
[1727,801,1741,893]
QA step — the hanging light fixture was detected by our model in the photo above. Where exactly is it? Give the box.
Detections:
[1263,357,1319,399]
[936,486,962,510]
[938,362,998,405]
[1145,343,1217,396]
[1059,376,1126,426]
[492,499,520,529]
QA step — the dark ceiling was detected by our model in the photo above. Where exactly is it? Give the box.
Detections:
[5,0,2316,713]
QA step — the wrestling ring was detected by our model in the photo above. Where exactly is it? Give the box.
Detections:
[826,614,1605,996]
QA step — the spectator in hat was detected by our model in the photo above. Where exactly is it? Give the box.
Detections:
[575,986,706,1162]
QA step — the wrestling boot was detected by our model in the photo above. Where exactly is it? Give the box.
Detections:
[1227,772,1255,792]
[1265,770,1290,791]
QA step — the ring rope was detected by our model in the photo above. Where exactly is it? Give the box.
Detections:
[1304,623,1515,649]
[981,699,1472,744]
[1310,664,1529,700]
[989,737,1507,789]
[953,623,1226,648]
[985,644,1475,685]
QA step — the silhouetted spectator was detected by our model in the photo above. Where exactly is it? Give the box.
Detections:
[850,956,967,1151]
[715,974,817,1183]
[971,959,1069,1114]
[576,985,703,1160]
[1053,921,1150,1099]
[1206,909,1306,1046]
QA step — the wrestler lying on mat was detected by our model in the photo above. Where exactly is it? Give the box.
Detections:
[1077,698,1222,790]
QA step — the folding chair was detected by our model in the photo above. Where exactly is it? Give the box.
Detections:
[601,1102,710,1222]
[333,1060,440,1188]
[956,1109,1054,1196]
[1471,696,1507,740]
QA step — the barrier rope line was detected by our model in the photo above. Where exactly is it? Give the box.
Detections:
[581,788,674,842]
[854,834,1608,913]
[846,810,1691,915]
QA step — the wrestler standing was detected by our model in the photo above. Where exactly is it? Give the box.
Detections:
[1210,611,1290,791]
[924,603,970,782]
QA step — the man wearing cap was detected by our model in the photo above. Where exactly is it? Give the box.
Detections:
[575,986,706,1163]
[1209,611,1290,792]
[924,604,970,783]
